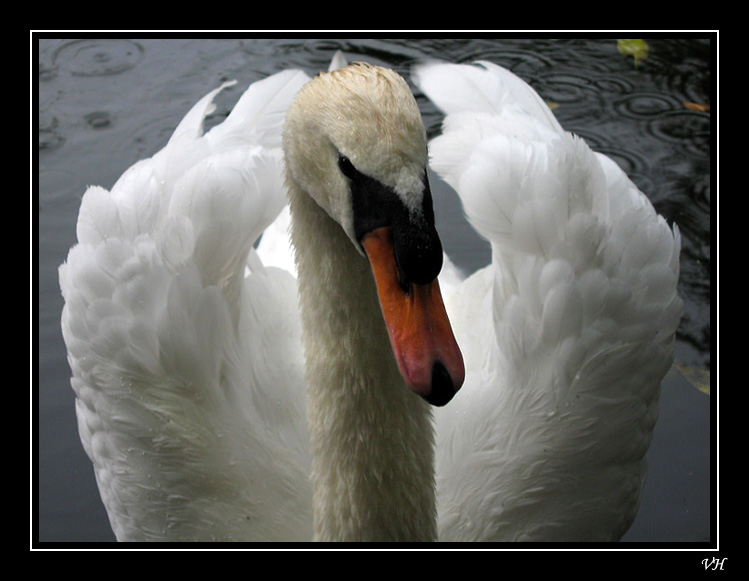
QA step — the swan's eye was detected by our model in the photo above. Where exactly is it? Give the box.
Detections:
[338,154,357,179]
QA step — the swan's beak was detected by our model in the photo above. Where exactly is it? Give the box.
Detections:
[362,227,465,406]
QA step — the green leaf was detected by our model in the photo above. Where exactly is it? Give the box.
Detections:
[617,39,649,67]
[675,364,711,395]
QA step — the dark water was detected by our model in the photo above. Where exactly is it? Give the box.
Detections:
[36,38,713,545]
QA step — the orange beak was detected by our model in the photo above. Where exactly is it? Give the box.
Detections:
[362,227,465,406]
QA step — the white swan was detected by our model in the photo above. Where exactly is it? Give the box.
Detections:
[59,57,682,542]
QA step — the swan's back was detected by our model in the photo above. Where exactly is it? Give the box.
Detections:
[414,61,682,541]
[59,70,313,541]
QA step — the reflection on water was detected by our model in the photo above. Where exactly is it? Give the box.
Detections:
[37,37,712,544]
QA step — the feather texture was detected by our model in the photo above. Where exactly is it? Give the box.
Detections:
[60,70,312,541]
[413,61,681,541]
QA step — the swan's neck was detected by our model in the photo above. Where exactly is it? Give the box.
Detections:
[288,182,436,542]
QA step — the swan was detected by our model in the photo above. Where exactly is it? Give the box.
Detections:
[58,56,682,542]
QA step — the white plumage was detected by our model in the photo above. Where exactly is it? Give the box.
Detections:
[60,70,313,541]
[416,61,682,540]
[59,56,681,542]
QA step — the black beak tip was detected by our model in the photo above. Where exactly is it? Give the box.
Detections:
[423,360,457,407]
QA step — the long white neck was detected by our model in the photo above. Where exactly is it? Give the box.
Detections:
[288,181,437,542]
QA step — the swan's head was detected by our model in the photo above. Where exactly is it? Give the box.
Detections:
[284,62,464,406]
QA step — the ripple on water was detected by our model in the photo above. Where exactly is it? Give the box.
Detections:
[39,167,85,215]
[52,39,144,77]
[647,109,711,158]
[84,111,114,129]
[613,92,680,120]
[39,109,64,151]
[592,73,635,96]
[543,71,602,105]
[108,111,186,171]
